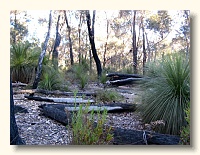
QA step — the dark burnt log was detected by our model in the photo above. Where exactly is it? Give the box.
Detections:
[39,104,180,145]
[14,105,28,114]
[35,89,96,97]
[99,103,137,112]
[39,103,137,117]
[25,95,54,102]
[107,78,144,86]
[24,95,95,104]
[39,104,72,125]
[106,73,143,81]
[14,89,96,97]
[112,128,180,145]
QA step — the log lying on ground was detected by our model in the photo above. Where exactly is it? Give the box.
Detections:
[14,89,96,97]
[106,73,143,80]
[14,105,28,114]
[39,104,180,145]
[39,104,71,125]
[107,78,144,86]
[39,103,137,124]
[12,82,27,87]
[39,102,137,115]
[25,95,95,104]
[112,128,180,145]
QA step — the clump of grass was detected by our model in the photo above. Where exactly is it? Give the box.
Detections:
[38,67,65,91]
[66,103,113,145]
[99,71,108,84]
[137,52,190,135]
[70,58,90,89]
[96,89,123,103]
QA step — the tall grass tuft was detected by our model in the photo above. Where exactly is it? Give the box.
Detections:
[38,65,65,91]
[137,53,190,135]
[10,42,40,83]
[96,89,123,103]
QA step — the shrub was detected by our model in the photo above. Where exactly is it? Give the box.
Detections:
[38,67,65,91]
[99,71,108,84]
[96,89,123,103]
[10,42,40,83]
[137,53,190,135]
[66,103,113,145]
[179,102,190,145]
[71,58,89,89]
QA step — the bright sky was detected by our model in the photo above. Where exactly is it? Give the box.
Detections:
[24,10,185,45]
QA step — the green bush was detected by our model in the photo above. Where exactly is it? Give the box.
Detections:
[179,102,190,145]
[10,42,40,83]
[137,53,190,135]
[38,67,65,91]
[71,58,90,89]
[96,89,123,103]
[66,103,113,145]
[99,71,108,84]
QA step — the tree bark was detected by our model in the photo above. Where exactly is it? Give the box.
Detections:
[141,17,146,75]
[10,77,25,145]
[31,11,52,94]
[132,10,138,74]
[103,18,109,69]
[64,10,74,66]
[52,14,61,69]
[86,10,102,77]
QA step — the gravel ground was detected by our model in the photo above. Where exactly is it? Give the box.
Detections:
[14,86,145,145]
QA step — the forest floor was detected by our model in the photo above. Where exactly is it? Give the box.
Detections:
[13,82,147,145]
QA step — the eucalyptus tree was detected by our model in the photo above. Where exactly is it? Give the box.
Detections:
[145,10,172,61]
[172,10,190,59]
[10,10,29,44]
[31,10,52,92]
[64,10,74,66]
[86,10,102,77]
[52,13,61,69]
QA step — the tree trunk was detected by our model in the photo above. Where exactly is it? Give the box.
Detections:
[10,77,25,145]
[52,14,61,69]
[145,32,151,62]
[86,10,102,77]
[141,18,146,75]
[132,10,138,74]
[64,11,74,66]
[13,11,17,44]
[103,19,109,69]
[31,11,52,94]
[78,13,83,63]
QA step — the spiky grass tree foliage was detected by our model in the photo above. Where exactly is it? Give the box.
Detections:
[38,60,65,91]
[10,43,40,83]
[138,53,190,135]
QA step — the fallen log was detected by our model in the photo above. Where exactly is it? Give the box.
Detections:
[13,89,96,97]
[112,128,180,145]
[12,82,27,87]
[14,105,28,114]
[107,78,144,86]
[39,104,180,145]
[106,73,143,80]
[39,104,71,125]
[24,95,95,104]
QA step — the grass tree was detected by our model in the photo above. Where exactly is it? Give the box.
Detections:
[10,42,40,83]
[138,52,190,135]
